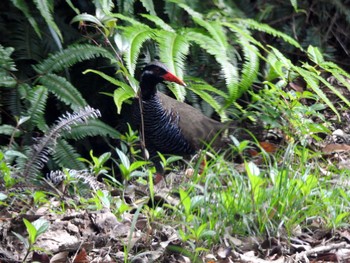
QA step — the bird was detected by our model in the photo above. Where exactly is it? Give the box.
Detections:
[131,61,230,179]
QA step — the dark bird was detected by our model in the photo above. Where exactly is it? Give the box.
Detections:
[132,61,229,178]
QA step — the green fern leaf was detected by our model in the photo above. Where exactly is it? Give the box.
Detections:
[294,67,340,120]
[32,0,63,41]
[311,72,350,108]
[141,14,174,32]
[63,119,120,140]
[38,74,87,110]
[53,139,86,170]
[113,13,144,26]
[0,46,16,71]
[10,0,42,37]
[0,72,17,88]
[185,30,239,100]
[26,85,48,131]
[187,83,227,121]
[156,30,189,101]
[34,44,115,74]
[320,61,350,80]
[121,25,154,76]
[237,37,259,99]
[140,0,156,16]
[238,19,302,49]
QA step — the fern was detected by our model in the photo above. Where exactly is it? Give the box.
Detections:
[38,73,87,110]
[237,18,302,49]
[52,139,86,170]
[120,25,155,76]
[26,85,48,131]
[32,0,63,41]
[62,119,120,140]
[0,45,17,72]
[33,44,115,74]
[10,0,42,38]
[141,14,174,32]
[156,30,189,101]
[140,0,157,16]
[185,30,239,100]
[22,106,101,178]
[236,36,260,100]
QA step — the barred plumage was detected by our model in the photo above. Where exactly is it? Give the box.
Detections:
[131,62,227,177]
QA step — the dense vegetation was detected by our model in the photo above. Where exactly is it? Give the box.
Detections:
[1,0,350,262]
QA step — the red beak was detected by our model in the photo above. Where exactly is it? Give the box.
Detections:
[162,72,187,87]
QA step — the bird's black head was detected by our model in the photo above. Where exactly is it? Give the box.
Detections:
[139,62,186,99]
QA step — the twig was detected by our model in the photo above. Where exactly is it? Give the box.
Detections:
[292,241,350,262]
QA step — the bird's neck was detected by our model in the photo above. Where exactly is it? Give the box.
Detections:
[139,75,158,100]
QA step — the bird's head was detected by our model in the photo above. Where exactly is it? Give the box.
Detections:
[141,61,186,87]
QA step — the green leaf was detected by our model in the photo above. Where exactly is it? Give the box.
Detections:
[307,46,324,64]
[179,188,191,217]
[113,88,135,114]
[156,30,189,101]
[38,74,87,110]
[84,69,137,92]
[32,218,49,237]
[141,14,174,31]
[121,25,154,75]
[32,0,63,41]
[10,0,42,37]
[116,148,130,169]
[70,13,104,27]
[23,218,37,245]
[62,119,120,140]
[34,44,115,74]
[140,0,156,16]
[26,86,48,130]
[294,67,340,120]
[53,139,86,170]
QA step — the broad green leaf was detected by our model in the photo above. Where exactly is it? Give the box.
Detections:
[71,13,104,27]
[23,218,37,245]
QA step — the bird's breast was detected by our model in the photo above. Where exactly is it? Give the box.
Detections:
[134,96,195,156]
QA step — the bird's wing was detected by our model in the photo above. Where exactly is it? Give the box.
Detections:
[157,92,226,149]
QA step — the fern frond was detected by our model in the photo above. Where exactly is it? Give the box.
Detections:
[38,73,87,110]
[113,13,144,26]
[320,61,350,80]
[22,106,101,178]
[32,0,63,41]
[34,44,115,74]
[185,30,239,100]
[52,139,86,170]
[237,37,260,99]
[26,85,48,131]
[187,83,227,121]
[237,19,302,49]
[294,67,340,120]
[310,71,350,108]
[63,119,120,140]
[141,14,174,32]
[10,0,42,37]
[0,72,17,88]
[121,25,155,76]
[0,45,17,71]
[156,30,189,101]
[140,0,157,16]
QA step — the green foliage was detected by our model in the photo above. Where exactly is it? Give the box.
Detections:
[22,107,102,178]
[12,218,49,262]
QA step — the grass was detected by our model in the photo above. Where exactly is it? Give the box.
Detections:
[2,84,350,261]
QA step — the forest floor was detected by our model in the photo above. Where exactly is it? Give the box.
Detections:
[2,79,350,262]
